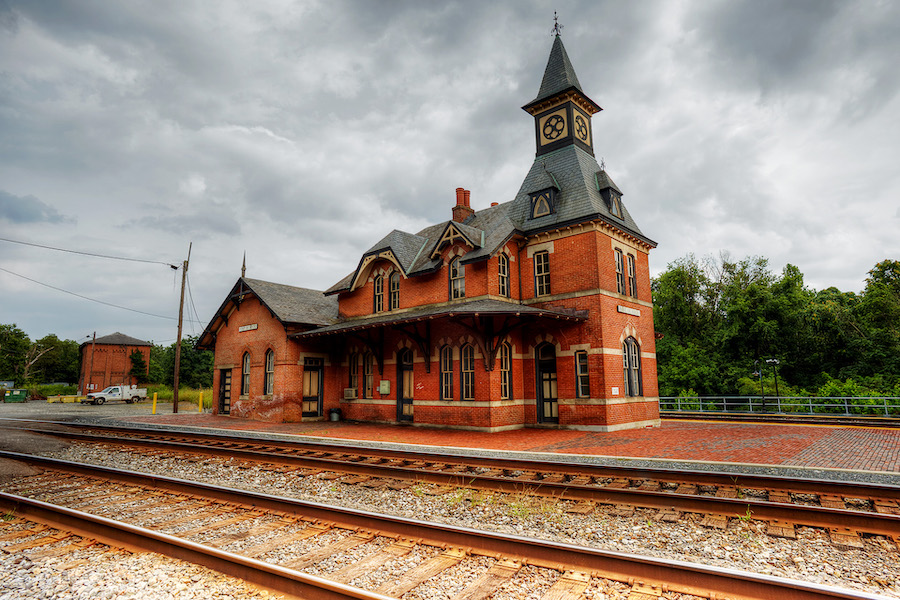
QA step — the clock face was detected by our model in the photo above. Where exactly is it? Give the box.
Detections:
[538,108,568,145]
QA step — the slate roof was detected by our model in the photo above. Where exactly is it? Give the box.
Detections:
[527,35,584,107]
[242,278,337,326]
[294,299,587,339]
[197,277,338,350]
[506,145,654,245]
[82,332,151,348]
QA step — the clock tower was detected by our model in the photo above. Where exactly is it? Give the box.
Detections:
[522,34,601,158]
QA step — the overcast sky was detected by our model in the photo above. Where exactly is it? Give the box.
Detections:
[1,0,898,346]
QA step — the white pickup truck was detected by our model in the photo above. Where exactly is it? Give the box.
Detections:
[82,385,148,405]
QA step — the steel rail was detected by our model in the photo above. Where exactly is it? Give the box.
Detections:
[0,492,393,600]
[7,422,900,537]
[7,419,900,501]
[0,450,887,600]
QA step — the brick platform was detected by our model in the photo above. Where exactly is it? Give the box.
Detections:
[123,414,900,473]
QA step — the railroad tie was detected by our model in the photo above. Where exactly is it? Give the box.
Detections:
[765,520,796,539]
[207,517,298,548]
[242,522,332,558]
[818,494,845,509]
[714,486,737,498]
[829,527,864,549]
[375,547,466,597]
[328,538,415,583]
[540,569,590,600]
[606,478,630,489]
[609,504,635,518]
[565,502,594,515]
[26,537,97,559]
[0,524,51,542]
[626,582,663,599]
[699,514,728,529]
[638,480,660,492]
[2,531,71,553]
[654,508,681,523]
[674,484,698,495]
[767,490,791,504]
[448,558,520,600]
[874,499,899,514]
[178,511,263,538]
[282,530,375,570]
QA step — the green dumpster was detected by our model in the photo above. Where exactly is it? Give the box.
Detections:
[3,389,27,402]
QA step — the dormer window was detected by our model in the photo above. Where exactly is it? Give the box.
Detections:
[530,188,556,219]
[609,192,623,219]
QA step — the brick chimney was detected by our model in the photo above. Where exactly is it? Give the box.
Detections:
[452,187,475,223]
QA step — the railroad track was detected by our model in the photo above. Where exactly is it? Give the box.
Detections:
[5,419,900,551]
[0,451,889,600]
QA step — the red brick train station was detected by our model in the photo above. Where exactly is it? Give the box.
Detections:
[198,34,659,431]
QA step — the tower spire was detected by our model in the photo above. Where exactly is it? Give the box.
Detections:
[241,252,246,278]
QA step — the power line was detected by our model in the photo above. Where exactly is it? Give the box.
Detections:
[0,265,178,321]
[0,236,179,268]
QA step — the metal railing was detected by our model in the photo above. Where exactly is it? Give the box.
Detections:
[660,396,900,417]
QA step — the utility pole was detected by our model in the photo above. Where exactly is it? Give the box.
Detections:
[173,242,192,413]
[88,332,96,393]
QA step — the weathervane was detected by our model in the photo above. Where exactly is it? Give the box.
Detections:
[551,11,563,37]
[600,157,606,171]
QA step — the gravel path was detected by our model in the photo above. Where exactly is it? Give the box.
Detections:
[0,442,896,599]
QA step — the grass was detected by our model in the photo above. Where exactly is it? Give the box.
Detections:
[145,385,213,409]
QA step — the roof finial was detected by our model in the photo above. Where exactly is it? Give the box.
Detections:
[551,11,563,37]
[241,252,246,278]
[600,157,606,172]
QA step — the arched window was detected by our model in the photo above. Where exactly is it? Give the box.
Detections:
[499,342,512,400]
[623,337,642,397]
[498,254,510,298]
[440,346,453,400]
[363,352,374,398]
[241,352,251,396]
[449,257,465,299]
[264,349,275,395]
[389,271,401,311]
[373,274,384,313]
[460,344,475,401]
[348,352,359,395]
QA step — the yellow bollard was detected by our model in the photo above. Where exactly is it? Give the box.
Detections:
[152,392,158,415]
[198,391,203,413]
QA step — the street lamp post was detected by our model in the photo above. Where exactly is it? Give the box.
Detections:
[766,358,780,401]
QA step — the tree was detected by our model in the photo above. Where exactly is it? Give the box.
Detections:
[32,335,80,383]
[0,324,30,384]
[129,350,150,385]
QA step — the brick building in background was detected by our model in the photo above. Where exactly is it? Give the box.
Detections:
[198,34,659,431]
[79,332,151,393]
